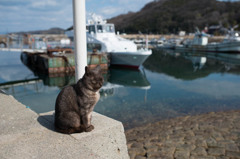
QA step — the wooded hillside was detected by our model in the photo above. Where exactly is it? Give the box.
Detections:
[108,0,240,34]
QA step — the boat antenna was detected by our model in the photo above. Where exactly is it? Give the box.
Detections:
[146,34,148,50]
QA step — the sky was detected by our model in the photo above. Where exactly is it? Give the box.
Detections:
[0,0,152,34]
[0,0,239,34]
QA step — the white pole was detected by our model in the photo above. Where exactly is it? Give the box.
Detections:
[73,0,87,80]
[145,34,148,49]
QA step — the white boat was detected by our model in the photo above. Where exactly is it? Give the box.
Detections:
[66,14,152,69]
[175,30,240,53]
[160,37,183,49]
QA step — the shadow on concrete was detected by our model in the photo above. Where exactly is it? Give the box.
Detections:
[37,114,56,132]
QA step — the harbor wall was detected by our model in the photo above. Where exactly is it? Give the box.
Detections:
[0,93,129,159]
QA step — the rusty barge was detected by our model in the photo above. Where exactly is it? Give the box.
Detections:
[21,48,109,75]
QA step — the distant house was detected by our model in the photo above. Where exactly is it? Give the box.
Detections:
[207,25,228,35]
[178,31,186,36]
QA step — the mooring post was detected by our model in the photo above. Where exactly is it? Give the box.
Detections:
[72,0,87,80]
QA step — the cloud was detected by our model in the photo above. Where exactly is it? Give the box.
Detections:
[118,0,152,5]
[0,0,31,6]
[99,6,124,17]
[31,0,58,8]
[0,0,153,33]
[0,0,73,32]
[86,0,154,18]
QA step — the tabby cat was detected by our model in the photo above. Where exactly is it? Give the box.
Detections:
[54,66,104,134]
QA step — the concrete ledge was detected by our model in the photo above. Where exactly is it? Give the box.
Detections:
[0,93,129,159]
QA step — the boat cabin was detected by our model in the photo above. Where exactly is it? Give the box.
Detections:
[192,33,208,46]
[87,24,115,34]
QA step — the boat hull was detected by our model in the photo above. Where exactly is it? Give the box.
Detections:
[175,41,240,53]
[109,50,152,69]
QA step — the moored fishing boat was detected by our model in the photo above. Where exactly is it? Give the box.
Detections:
[66,14,152,69]
[175,30,240,53]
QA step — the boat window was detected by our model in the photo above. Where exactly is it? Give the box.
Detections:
[97,25,103,33]
[97,24,115,33]
[88,25,95,34]
[105,25,115,33]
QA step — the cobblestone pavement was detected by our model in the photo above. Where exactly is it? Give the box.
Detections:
[125,110,240,159]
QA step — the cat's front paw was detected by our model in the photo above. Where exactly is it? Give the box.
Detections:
[85,125,94,132]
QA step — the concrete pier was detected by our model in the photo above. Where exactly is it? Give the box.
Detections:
[0,92,129,159]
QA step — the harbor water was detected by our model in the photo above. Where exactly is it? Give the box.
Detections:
[1,49,240,129]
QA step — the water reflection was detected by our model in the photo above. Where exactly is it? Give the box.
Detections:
[108,67,150,89]
[20,54,151,89]
[20,51,151,90]
[1,54,151,114]
[1,50,240,129]
[144,49,240,80]
[101,67,150,99]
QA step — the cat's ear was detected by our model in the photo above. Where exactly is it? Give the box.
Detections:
[85,66,89,75]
